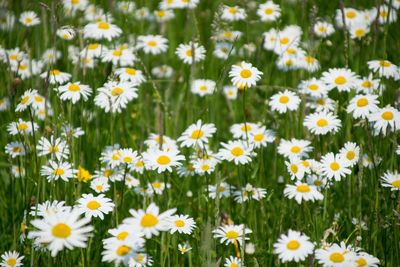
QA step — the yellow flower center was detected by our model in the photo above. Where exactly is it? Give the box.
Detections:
[95,185,104,191]
[391,179,400,188]
[191,129,204,139]
[17,123,28,131]
[147,40,157,47]
[308,84,319,91]
[330,252,344,263]
[116,231,129,240]
[53,168,65,176]
[49,145,59,153]
[98,22,110,29]
[253,133,264,141]
[34,95,43,102]
[116,245,131,256]
[330,162,340,171]
[228,7,237,14]
[111,87,124,96]
[156,10,166,17]
[381,111,393,121]
[140,213,158,227]
[6,258,17,266]
[356,98,368,107]
[21,96,30,104]
[13,147,21,153]
[112,50,122,57]
[290,164,298,174]
[175,220,185,227]
[231,147,244,157]
[280,37,289,44]
[201,164,210,171]
[153,182,161,188]
[361,80,372,88]
[286,240,300,250]
[335,76,347,85]
[125,68,137,75]
[380,10,388,18]
[52,223,71,238]
[264,8,273,15]
[380,60,391,67]
[355,29,365,37]
[86,200,100,210]
[10,54,18,60]
[68,83,80,92]
[185,49,192,57]
[225,230,239,239]
[88,43,99,50]
[305,56,314,63]
[25,17,33,24]
[136,160,144,167]
[316,118,328,127]
[240,69,252,78]
[279,96,289,104]
[103,169,113,177]
[355,257,367,267]
[346,11,356,19]
[296,184,310,193]
[290,146,301,153]
[50,69,61,75]
[347,151,355,160]
[123,156,132,163]
[157,155,171,165]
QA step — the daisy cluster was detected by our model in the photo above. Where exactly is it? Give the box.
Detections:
[1,0,400,266]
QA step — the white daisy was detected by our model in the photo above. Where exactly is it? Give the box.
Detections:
[273,229,314,263]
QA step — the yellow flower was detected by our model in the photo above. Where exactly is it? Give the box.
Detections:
[77,166,92,182]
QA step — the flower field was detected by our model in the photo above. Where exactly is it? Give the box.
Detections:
[1,0,400,266]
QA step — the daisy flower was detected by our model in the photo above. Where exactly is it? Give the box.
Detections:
[0,97,10,111]
[303,111,342,135]
[229,61,263,88]
[191,79,216,96]
[218,140,255,165]
[346,94,379,119]
[381,171,400,191]
[119,148,140,166]
[168,214,196,234]
[283,182,323,204]
[376,5,397,24]
[80,43,104,58]
[19,11,40,26]
[154,9,175,22]
[285,157,307,180]
[233,184,267,203]
[299,55,320,72]
[28,207,94,256]
[221,5,247,21]
[354,252,380,267]
[175,42,206,64]
[36,135,69,160]
[224,256,242,267]
[269,90,301,113]
[123,203,176,238]
[90,178,110,193]
[57,82,92,104]
[248,126,275,148]
[40,160,76,182]
[230,122,258,139]
[115,67,146,85]
[223,85,238,100]
[5,142,26,158]
[83,21,122,41]
[314,21,335,37]
[127,252,153,267]
[151,65,173,78]
[0,251,24,267]
[315,242,357,267]
[101,46,136,66]
[94,81,138,113]
[7,119,39,136]
[141,147,184,173]
[368,106,400,135]
[178,244,192,254]
[257,1,281,22]
[273,229,314,263]
[299,78,328,98]
[76,194,115,220]
[212,224,252,245]
[207,182,235,199]
[56,26,76,40]
[321,68,359,92]
[319,152,351,181]
[356,74,381,94]
[367,59,400,80]
[144,133,178,150]
[29,200,67,217]
[339,142,360,167]
[137,35,168,55]
[15,88,37,112]
[41,69,72,84]
[178,119,216,148]
[349,23,370,40]
[277,138,313,159]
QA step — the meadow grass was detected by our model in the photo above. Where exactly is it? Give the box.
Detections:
[0,0,399,266]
